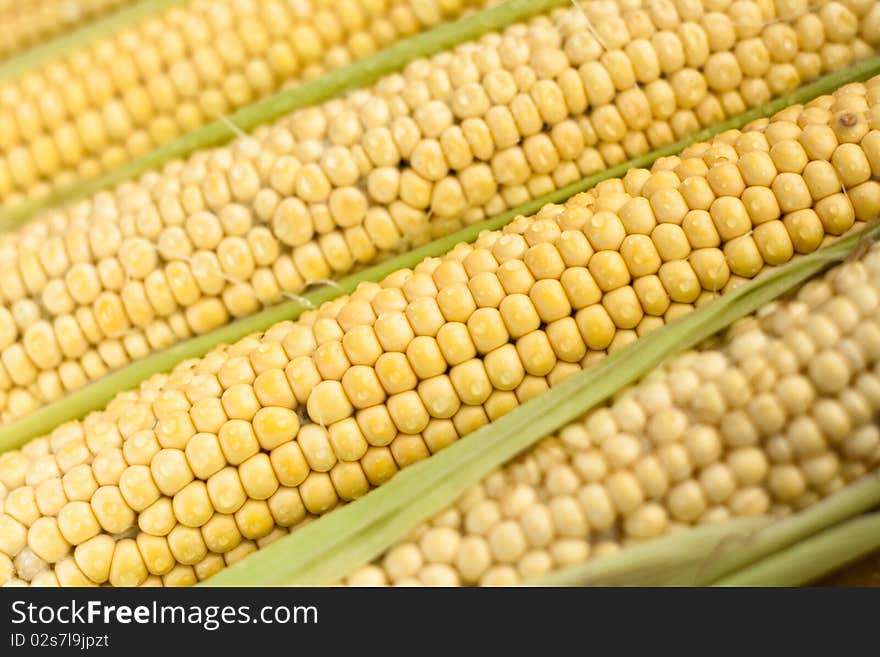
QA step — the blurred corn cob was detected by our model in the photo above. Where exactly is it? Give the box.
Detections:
[0,0,877,425]
[0,0,135,60]
[0,0,491,206]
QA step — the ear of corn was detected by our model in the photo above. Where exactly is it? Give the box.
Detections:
[1,0,878,426]
[3,56,877,453]
[201,219,880,587]
[0,0,136,60]
[2,72,880,586]
[341,242,880,586]
[0,0,493,207]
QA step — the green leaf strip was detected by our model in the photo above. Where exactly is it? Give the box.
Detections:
[530,471,880,586]
[713,507,880,587]
[529,517,775,587]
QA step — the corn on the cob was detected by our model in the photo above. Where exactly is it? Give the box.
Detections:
[2,0,877,424]
[1,75,879,586]
[0,0,134,60]
[344,244,880,586]
[0,0,489,205]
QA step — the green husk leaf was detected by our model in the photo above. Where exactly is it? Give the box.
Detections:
[0,0,568,229]
[528,518,774,586]
[529,471,880,586]
[3,60,876,452]
[696,470,880,585]
[0,0,187,83]
[713,507,880,587]
[203,222,880,586]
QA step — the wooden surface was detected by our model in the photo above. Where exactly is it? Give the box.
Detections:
[816,552,880,586]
